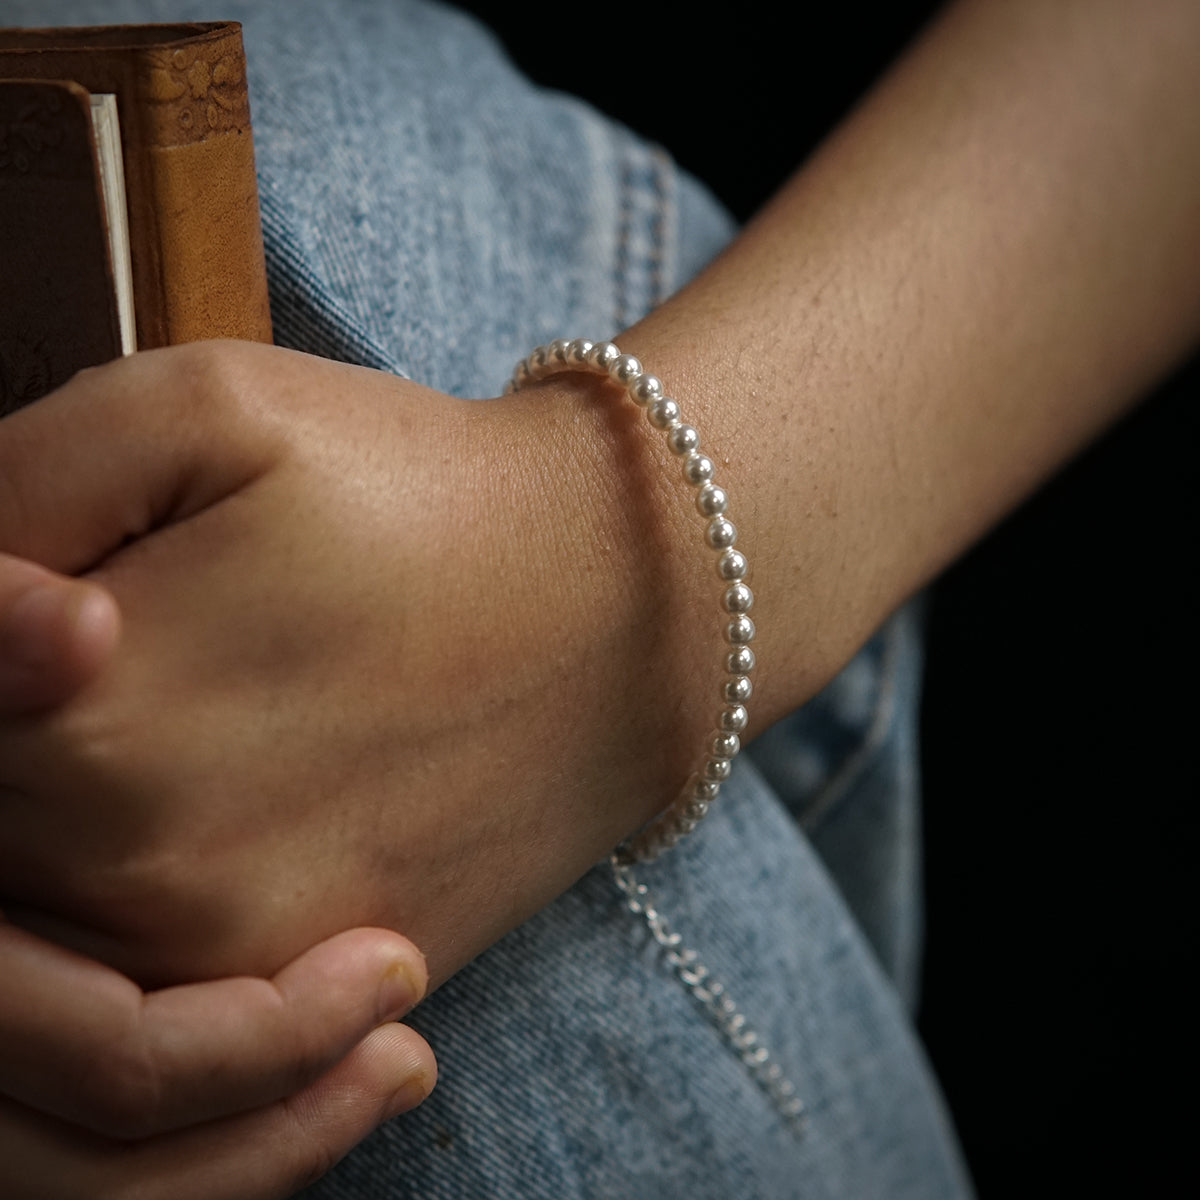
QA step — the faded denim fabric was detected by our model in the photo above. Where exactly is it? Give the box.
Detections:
[0,1,973,1195]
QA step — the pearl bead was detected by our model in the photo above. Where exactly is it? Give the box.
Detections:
[727,615,756,644]
[683,452,715,485]
[723,582,753,613]
[727,646,756,674]
[712,731,740,758]
[724,675,753,703]
[588,340,620,372]
[631,374,663,405]
[703,757,732,782]
[696,483,728,517]
[648,397,681,429]
[530,346,550,377]
[693,779,721,801]
[549,338,571,364]
[568,338,594,364]
[611,353,642,386]
[718,548,747,581]
[683,798,710,821]
[719,705,749,733]
[706,516,737,550]
[668,424,700,456]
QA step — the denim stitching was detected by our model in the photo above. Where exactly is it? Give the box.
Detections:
[649,144,673,308]
[799,615,907,836]
[613,138,677,332]
[614,154,634,332]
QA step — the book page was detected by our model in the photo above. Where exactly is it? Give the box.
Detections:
[89,94,135,354]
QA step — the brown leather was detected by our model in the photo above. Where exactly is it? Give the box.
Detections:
[0,22,272,391]
[0,79,123,414]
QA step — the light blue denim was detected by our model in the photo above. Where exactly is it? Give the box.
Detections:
[1,2,973,1195]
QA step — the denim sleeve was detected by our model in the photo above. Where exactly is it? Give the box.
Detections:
[0,1,972,1195]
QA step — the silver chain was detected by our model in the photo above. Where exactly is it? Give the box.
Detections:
[611,856,807,1137]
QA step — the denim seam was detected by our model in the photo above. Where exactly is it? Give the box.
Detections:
[799,618,905,836]
[649,143,672,308]
[614,156,632,332]
[259,184,409,377]
[612,137,674,331]
[610,149,805,1143]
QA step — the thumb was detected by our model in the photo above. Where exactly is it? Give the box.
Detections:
[0,557,119,714]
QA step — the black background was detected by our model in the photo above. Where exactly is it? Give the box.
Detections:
[456,3,1197,1193]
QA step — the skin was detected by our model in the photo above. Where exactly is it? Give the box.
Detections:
[0,0,1198,1194]
[0,351,706,988]
[0,562,118,714]
[0,919,436,1199]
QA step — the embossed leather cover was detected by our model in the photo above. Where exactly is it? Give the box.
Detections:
[0,22,272,412]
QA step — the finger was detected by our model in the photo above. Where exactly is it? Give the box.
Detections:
[0,343,281,574]
[0,921,429,1139]
[0,557,119,714]
[0,1021,436,1200]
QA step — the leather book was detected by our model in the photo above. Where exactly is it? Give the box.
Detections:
[0,22,272,414]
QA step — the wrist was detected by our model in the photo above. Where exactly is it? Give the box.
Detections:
[502,340,759,860]
[470,371,715,848]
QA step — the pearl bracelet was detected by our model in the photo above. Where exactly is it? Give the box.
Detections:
[511,340,806,1135]
[509,338,755,864]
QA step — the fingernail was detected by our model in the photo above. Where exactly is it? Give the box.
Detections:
[385,1065,437,1118]
[378,953,427,1019]
[360,1024,437,1120]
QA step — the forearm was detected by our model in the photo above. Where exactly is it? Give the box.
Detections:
[617,0,1200,730]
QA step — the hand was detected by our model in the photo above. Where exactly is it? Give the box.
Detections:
[0,919,435,1200]
[0,341,708,989]
[0,530,437,1199]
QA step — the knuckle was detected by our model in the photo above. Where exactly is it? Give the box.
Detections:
[29,688,136,779]
[161,339,292,466]
[75,1038,164,1141]
[285,1119,340,1193]
[168,339,248,423]
[276,1000,352,1088]
[70,360,111,388]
